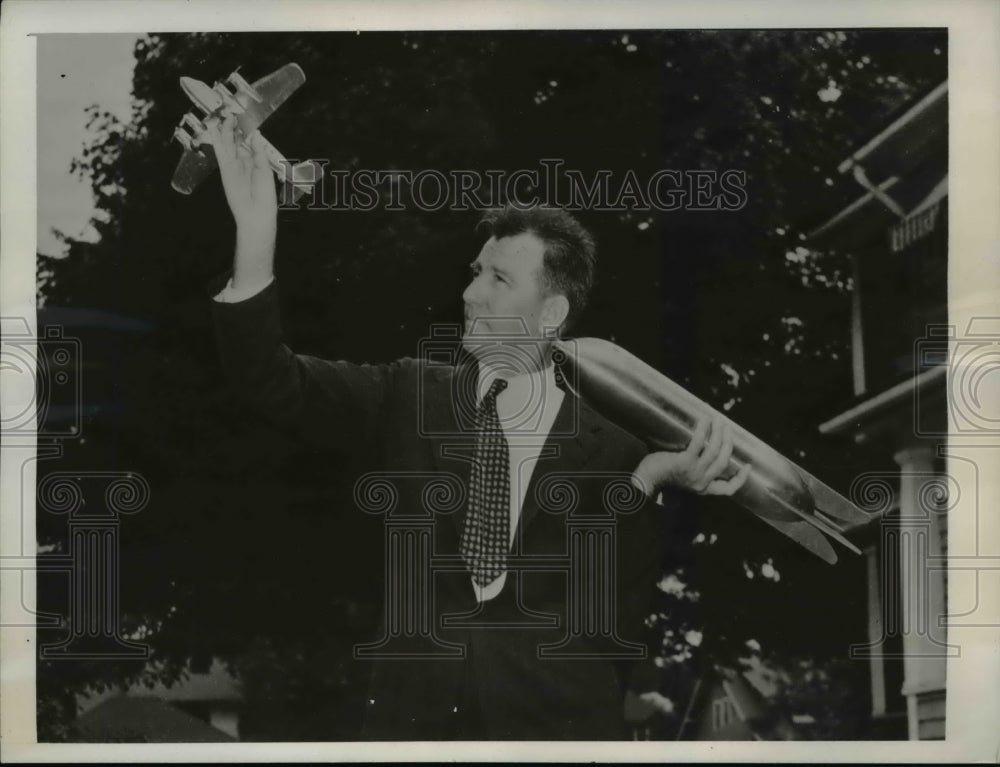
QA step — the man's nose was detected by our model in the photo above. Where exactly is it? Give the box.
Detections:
[462,278,480,305]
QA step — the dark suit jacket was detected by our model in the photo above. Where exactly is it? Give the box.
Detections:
[213,281,674,740]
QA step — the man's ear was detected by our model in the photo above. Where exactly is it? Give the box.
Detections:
[541,293,570,335]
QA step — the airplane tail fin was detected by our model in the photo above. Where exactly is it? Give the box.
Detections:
[279,161,323,205]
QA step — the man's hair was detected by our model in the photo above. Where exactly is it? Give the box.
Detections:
[476,204,596,334]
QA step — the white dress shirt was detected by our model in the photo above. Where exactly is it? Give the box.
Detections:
[214,275,274,303]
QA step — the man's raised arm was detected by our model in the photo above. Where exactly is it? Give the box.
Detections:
[210,112,278,299]
[206,113,400,455]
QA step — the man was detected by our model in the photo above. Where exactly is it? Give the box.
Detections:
[208,115,749,740]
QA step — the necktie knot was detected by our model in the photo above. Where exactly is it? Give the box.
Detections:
[482,377,508,406]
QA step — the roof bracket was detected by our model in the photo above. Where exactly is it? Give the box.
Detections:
[851,165,906,218]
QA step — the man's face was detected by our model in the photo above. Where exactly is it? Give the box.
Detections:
[462,232,564,360]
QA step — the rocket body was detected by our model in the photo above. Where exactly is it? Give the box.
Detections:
[554,337,870,563]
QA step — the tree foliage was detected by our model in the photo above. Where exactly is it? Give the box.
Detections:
[37,29,946,740]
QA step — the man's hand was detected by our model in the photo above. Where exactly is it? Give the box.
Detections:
[631,415,751,498]
[204,112,277,291]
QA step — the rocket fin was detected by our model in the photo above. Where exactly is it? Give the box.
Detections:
[753,514,839,564]
[797,468,872,527]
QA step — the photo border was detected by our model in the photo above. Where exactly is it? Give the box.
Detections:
[3,0,998,762]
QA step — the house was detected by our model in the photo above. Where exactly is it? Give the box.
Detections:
[74,696,236,743]
[74,658,242,742]
[809,80,949,740]
[676,666,797,741]
[627,660,798,741]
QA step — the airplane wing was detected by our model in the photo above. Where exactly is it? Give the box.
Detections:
[171,146,218,195]
[234,63,306,137]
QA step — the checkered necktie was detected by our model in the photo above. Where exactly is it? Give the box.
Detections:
[460,377,510,587]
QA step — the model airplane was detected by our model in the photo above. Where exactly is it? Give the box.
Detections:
[170,63,319,203]
[554,337,872,564]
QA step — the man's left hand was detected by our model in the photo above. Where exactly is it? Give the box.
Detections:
[631,415,752,498]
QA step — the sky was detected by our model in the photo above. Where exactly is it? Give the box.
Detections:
[36,33,141,257]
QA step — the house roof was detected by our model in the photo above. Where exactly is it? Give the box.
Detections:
[817,364,948,501]
[77,659,242,715]
[674,663,793,740]
[818,364,947,439]
[73,696,237,742]
[837,82,948,180]
[718,667,770,723]
[809,80,947,249]
[126,659,242,702]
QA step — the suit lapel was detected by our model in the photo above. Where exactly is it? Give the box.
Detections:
[515,390,603,535]
[423,361,477,537]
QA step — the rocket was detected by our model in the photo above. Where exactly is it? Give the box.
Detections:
[553,337,871,564]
